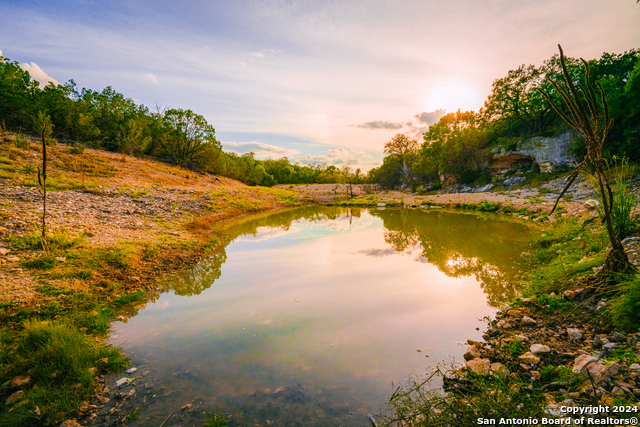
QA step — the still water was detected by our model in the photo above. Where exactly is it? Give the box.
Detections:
[110,207,531,426]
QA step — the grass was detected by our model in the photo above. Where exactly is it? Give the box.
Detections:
[205,407,231,427]
[0,320,126,427]
[379,366,547,426]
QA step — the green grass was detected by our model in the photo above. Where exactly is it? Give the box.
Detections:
[525,219,607,295]
[379,366,547,426]
[0,320,126,427]
[205,408,230,427]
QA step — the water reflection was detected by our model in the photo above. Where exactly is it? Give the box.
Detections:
[170,207,530,305]
[111,207,531,426]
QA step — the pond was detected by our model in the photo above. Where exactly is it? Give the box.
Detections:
[108,207,531,426]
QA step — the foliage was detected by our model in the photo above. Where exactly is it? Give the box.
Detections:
[538,45,634,274]
[608,273,640,332]
[0,320,126,427]
[379,366,546,426]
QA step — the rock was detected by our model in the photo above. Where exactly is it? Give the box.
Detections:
[55,257,66,262]
[497,320,512,329]
[584,199,600,209]
[78,401,90,412]
[563,290,576,299]
[10,375,31,389]
[475,183,493,193]
[87,367,97,375]
[610,332,627,343]
[7,256,19,262]
[518,352,541,365]
[126,367,137,374]
[530,344,551,354]
[0,248,9,255]
[5,390,24,405]
[572,355,620,382]
[490,362,509,377]
[463,346,482,361]
[376,203,386,207]
[59,421,82,427]
[531,370,541,380]
[629,364,640,373]
[465,358,491,375]
[95,357,109,365]
[567,328,582,341]
[521,316,537,325]
[181,403,192,410]
[115,378,128,387]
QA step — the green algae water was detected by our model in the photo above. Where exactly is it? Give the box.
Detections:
[109,207,531,426]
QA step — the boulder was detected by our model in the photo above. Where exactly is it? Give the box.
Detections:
[521,316,537,325]
[465,358,491,375]
[572,355,620,382]
[497,320,512,329]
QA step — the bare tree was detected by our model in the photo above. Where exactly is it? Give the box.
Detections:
[36,113,53,245]
[538,45,634,275]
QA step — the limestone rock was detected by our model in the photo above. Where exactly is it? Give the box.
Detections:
[463,346,482,361]
[465,358,491,375]
[521,316,537,325]
[497,320,512,329]
[567,328,582,341]
[518,352,541,365]
[10,375,31,389]
[530,344,551,354]
[5,390,24,406]
[490,362,509,377]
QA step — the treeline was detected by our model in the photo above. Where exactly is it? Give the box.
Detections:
[369,49,640,188]
[0,55,362,186]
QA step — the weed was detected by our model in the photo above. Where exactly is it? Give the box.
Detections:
[608,273,640,332]
[205,407,230,427]
[68,145,84,155]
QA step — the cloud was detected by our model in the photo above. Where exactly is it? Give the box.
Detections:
[144,73,158,84]
[297,147,373,166]
[252,52,264,58]
[414,109,447,126]
[356,120,404,130]
[222,141,299,158]
[0,49,3,57]
[20,62,59,88]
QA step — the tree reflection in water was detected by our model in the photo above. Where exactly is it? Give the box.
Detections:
[167,207,531,305]
[372,209,531,306]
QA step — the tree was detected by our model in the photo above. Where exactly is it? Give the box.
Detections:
[538,45,634,275]
[160,109,222,170]
[384,133,419,156]
[35,112,53,245]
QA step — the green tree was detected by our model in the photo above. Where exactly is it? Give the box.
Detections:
[160,108,222,170]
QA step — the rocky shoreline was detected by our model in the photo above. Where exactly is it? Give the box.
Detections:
[451,238,640,422]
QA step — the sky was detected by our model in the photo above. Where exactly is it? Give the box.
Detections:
[1,0,639,170]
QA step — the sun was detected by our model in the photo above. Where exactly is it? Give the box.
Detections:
[424,80,482,114]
